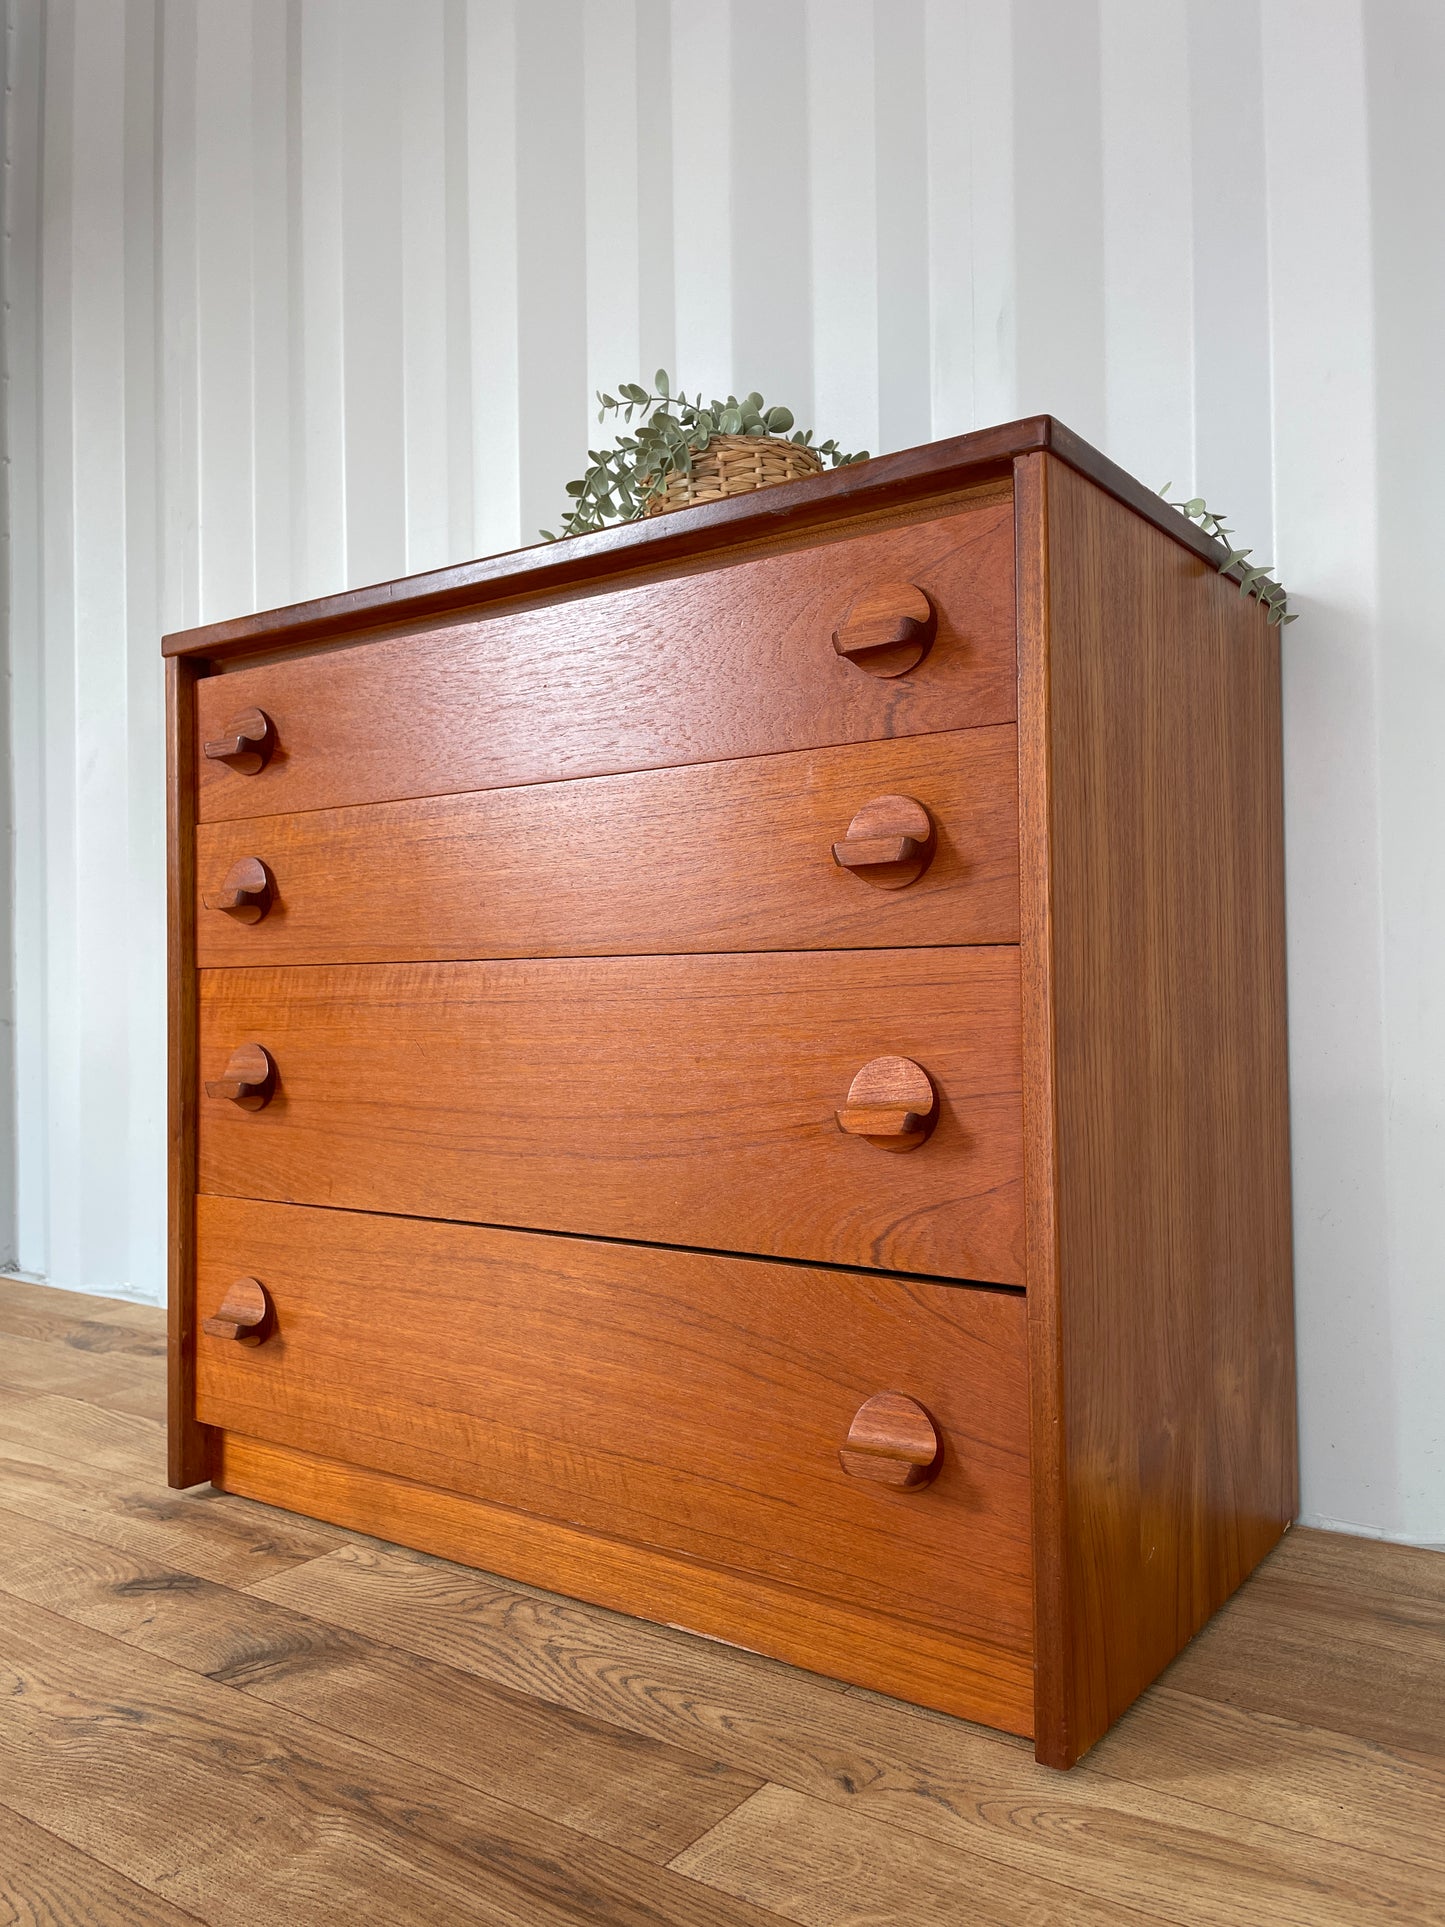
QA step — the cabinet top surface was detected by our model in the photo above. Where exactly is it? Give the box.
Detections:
[162,414,1227,664]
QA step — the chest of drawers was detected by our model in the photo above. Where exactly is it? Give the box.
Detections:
[165,417,1296,1767]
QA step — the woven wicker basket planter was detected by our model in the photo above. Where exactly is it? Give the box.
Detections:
[643,434,824,516]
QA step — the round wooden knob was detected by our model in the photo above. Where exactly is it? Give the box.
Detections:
[839,1392,941,1489]
[204,707,275,775]
[204,856,274,924]
[204,1043,276,1111]
[831,795,935,889]
[832,581,936,677]
[202,1277,273,1346]
[836,1055,937,1150]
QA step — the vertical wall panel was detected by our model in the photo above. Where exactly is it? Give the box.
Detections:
[1099,0,1193,488]
[195,1,257,616]
[1012,0,1105,442]
[465,0,519,556]
[806,0,877,454]
[583,1,643,407]
[957,0,1015,427]
[730,0,812,416]
[516,2,587,545]
[1188,0,1273,552]
[874,0,930,454]
[922,0,974,437]
[399,1,454,575]
[1361,0,1445,1543]
[670,0,732,399]
[2,0,45,1271]
[341,3,407,586]
[297,0,347,596]
[1,0,1440,1541]
[250,0,294,609]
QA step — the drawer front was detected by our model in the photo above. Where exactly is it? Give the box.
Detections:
[198,948,1024,1282]
[195,499,1015,823]
[195,1196,1033,1653]
[196,727,1020,967]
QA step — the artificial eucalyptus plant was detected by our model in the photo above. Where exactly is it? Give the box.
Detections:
[1159,486,1296,626]
[542,370,868,540]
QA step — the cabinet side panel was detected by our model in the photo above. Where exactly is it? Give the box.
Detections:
[1044,454,1297,1759]
[167,655,212,1486]
[1014,453,1073,1767]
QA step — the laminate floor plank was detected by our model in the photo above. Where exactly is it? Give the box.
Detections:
[0,1504,762,1864]
[0,1329,163,1407]
[670,1782,1169,1927]
[0,1805,206,1927]
[0,1276,158,1328]
[0,1388,167,1478]
[1085,1684,1445,1874]
[0,1593,785,1927]
[0,1295,167,1357]
[253,1542,1445,1927]
[1,1279,1441,1927]
[1162,1539,1445,1758]
[0,1436,367,1588]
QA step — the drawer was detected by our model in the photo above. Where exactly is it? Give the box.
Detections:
[195,499,1015,823]
[198,948,1024,1282]
[194,1196,1034,1654]
[195,727,1020,966]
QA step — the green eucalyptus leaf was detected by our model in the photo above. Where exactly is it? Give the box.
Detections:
[655,368,669,396]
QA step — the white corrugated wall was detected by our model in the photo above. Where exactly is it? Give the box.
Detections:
[2,0,1441,1544]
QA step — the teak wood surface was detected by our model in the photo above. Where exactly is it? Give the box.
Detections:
[194,727,1021,967]
[192,504,1015,822]
[196,948,1025,1282]
[1016,452,1297,1767]
[165,418,1300,1771]
[194,1196,1033,1660]
[162,415,1248,665]
[3,1279,1436,1927]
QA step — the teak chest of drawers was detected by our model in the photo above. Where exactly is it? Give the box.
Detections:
[165,417,1297,1767]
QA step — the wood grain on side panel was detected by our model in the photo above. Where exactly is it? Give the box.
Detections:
[195,1197,1033,1651]
[212,1430,1035,1739]
[165,656,211,1488]
[194,728,1020,966]
[1020,453,1297,1766]
[193,503,1016,822]
[196,949,1024,1283]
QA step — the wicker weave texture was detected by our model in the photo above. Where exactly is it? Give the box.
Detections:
[643,434,824,516]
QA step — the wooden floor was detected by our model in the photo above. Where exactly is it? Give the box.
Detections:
[0,1280,1441,1927]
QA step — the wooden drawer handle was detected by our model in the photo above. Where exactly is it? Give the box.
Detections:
[204,856,274,924]
[204,707,275,775]
[832,795,935,889]
[839,1392,941,1489]
[836,1055,937,1150]
[832,581,936,677]
[204,1043,276,1110]
[202,1277,272,1346]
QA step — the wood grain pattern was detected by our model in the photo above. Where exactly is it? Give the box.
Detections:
[196,949,1024,1281]
[194,728,1019,967]
[0,1506,761,1867]
[166,656,211,1487]
[195,1196,1032,1651]
[0,1433,356,1591]
[215,1433,1035,1737]
[256,1535,1445,1927]
[161,417,1246,666]
[0,1804,206,1927]
[1017,452,1297,1766]
[193,504,1016,822]
[668,1783,1164,1927]
[0,1595,782,1927]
